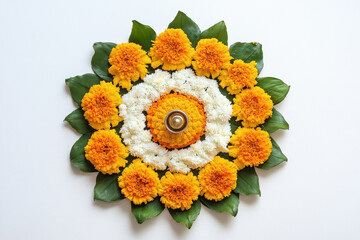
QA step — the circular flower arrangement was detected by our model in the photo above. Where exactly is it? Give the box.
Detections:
[65,11,290,229]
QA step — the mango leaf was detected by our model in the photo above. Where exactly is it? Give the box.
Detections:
[217,152,235,161]
[156,170,167,179]
[218,83,235,101]
[168,11,201,48]
[114,121,124,134]
[65,74,101,105]
[129,20,156,51]
[200,193,239,216]
[64,108,94,134]
[91,42,116,82]
[200,21,228,45]
[262,108,289,134]
[147,66,155,74]
[70,134,96,172]
[230,117,241,134]
[234,167,261,196]
[94,173,124,202]
[258,137,288,170]
[229,42,264,74]
[131,197,164,224]
[257,77,290,104]
[168,200,201,229]
[124,154,137,166]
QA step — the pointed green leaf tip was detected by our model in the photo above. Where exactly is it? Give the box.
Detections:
[91,42,116,82]
[129,20,156,51]
[258,137,288,170]
[65,73,101,106]
[168,11,201,48]
[70,134,96,172]
[200,21,228,45]
[169,200,201,229]
[64,108,94,134]
[256,77,290,104]
[200,193,239,216]
[262,108,289,134]
[94,173,124,202]
[131,197,165,224]
[234,167,261,196]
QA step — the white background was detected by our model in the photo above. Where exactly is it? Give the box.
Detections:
[1,0,359,239]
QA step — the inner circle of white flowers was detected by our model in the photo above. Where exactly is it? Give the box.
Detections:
[119,69,232,173]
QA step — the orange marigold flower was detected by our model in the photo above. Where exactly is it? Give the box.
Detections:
[81,81,122,130]
[192,38,232,78]
[85,129,129,174]
[198,156,237,201]
[149,29,195,71]
[108,43,151,90]
[147,93,206,149]
[229,127,272,168]
[219,60,258,95]
[232,86,273,127]
[118,159,159,205]
[159,172,200,210]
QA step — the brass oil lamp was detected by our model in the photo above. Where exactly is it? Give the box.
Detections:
[164,110,188,133]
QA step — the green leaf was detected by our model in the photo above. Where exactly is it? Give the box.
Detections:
[64,108,94,134]
[131,197,165,224]
[168,200,201,229]
[94,173,124,202]
[156,170,167,179]
[257,77,290,104]
[258,137,288,170]
[147,66,155,74]
[230,117,241,134]
[218,82,235,102]
[262,108,289,134]
[217,152,235,161]
[168,11,201,48]
[200,21,228,45]
[234,167,261,196]
[70,134,96,172]
[200,193,239,216]
[229,42,264,74]
[114,121,124,134]
[65,74,101,105]
[91,42,116,82]
[129,20,156,51]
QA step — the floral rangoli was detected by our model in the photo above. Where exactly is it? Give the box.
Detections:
[65,11,290,228]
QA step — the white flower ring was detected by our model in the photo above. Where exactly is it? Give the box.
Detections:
[119,69,232,173]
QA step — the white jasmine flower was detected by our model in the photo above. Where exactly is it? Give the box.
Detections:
[119,69,232,173]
